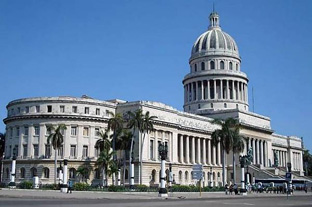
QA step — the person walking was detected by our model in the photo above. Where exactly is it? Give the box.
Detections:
[67,179,73,194]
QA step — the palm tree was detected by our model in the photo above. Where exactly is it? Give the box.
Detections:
[139,111,157,185]
[47,124,67,184]
[107,112,123,161]
[116,129,132,185]
[0,133,5,158]
[211,118,238,186]
[231,127,245,184]
[76,162,92,183]
[126,109,144,186]
[96,133,114,187]
[108,161,119,185]
[95,130,110,152]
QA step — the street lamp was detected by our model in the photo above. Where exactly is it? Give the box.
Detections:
[8,149,17,189]
[158,142,168,197]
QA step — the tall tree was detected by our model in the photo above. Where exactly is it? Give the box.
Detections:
[231,127,245,184]
[95,130,110,152]
[47,124,67,184]
[211,118,240,186]
[303,150,312,176]
[139,111,157,185]
[107,112,123,162]
[126,109,143,186]
[76,161,93,183]
[116,129,132,185]
[0,133,5,182]
[96,130,114,187]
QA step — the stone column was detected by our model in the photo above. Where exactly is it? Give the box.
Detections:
[220,80,223,99]
[201,81,204,100]
[208,139,211,165]
[252,139,256,164]
[190,83,194,101]
[213,145,216,165]
[179,135,183,163]
[263,141,266,167]
[232,80,235,100]
[203,139,206,165]
[207,80,211,99]
[257,140,260,164]
[259,140,262,165]
[237,82,241,101]
[197,137,201,164]
[214,80,217,99]
[186,136,190,163]
[154,133,158,160]
[226,80,230,99]
[27,125,33,158]
[196,82,199,101]
[217,142,221,166]
[192,137,195,164]
[245,84,248,103]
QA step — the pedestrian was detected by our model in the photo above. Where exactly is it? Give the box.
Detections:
[304,184,307,193]
[225,183,229,195]
[234,184,238,195]
[229,184,233,195]
[67,179,73,194]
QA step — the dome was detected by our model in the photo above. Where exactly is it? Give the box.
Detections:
[190,12,240,60]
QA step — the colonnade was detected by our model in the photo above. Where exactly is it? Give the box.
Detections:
[292,151,302,171]
[247,138,268,167]
[272,149,288,167]
[184,79,248,103]
[177,134,221,166]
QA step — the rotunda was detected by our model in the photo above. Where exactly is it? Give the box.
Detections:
[183,11,249,115]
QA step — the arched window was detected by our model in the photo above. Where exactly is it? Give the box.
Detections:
[125,169,128,180]
[20,168,25,178]
[211,103,213,108]
[194,64,197,72]
[229,62,233,70]
[213,172,216,180]
[94,168,100,179]
[179,171,182,182]
[201,62,205,70]
[217,172,220,178]
[6,168,9,179]
[236,64,239,71]
[151,169,156,182]
[69,168,76,179]
[30,167,37,177]
[185,171,188,182]
[191,171,194,180]
[224,103,227,108]
[57,167,61,178]
[210,61,215,69]
[43,167,49,178]
[220,61,224,69]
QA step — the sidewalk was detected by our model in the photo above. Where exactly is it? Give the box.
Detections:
[0,188,311,200]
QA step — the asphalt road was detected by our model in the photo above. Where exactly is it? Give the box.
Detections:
[0,196,311,207]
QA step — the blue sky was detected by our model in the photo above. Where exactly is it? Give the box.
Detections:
[1,0,312,151]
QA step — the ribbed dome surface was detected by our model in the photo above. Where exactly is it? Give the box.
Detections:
[191,29,239,55]
[190,12,240,59]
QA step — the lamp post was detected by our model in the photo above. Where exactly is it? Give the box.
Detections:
[129,152,134,190]
[158,142,168,197]
[61,159,68,193]
[8,154,16,189]
[209,167,213,187]
[286,162,292,196]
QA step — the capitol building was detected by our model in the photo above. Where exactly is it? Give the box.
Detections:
[2,11,307,187]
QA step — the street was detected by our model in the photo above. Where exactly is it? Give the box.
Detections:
[0,196,311,207]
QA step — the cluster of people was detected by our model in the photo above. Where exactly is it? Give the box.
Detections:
[225,183,239,195]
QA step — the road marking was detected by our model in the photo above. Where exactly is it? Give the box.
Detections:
[223,203,255,206]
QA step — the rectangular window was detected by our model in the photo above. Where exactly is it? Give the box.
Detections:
[24,126,29,136]
[72,106,77,113]
[70,145,76,157]
[60,105,65,113]
[8,145,12,157]
[17,107,20,113]
[84,107,89,114]
[33,144,39,157]
[14,145,18,156]
[71,126,77,136]
[150,140,154,160]
[96,108,100,115]
[94,146,99,157]
[11,109,14,115]
[45,144,51,158]
[10,127,13,137]
[58,145,63,157]
[34,126,40,136]
[47,105,52,112]
[46,126,51,135]
[83,127,89,136]
[23,144,27,157]
[25,106,29,113]
[16,127,20,137]
[95,128,100,136]
[35,106,40,113]
[158,141,161,160]
[83,145,88,157]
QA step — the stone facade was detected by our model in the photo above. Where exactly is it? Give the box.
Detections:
[1,11,306,186]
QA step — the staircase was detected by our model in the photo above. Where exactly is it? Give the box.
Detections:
[248,164,283,179]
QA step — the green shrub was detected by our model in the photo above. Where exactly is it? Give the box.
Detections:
[135,184,149,192]
[19,181,33,189]
[73,183,90,191]
[108,185,126,192]
[0,182,7,188]
[41,184,59,190]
